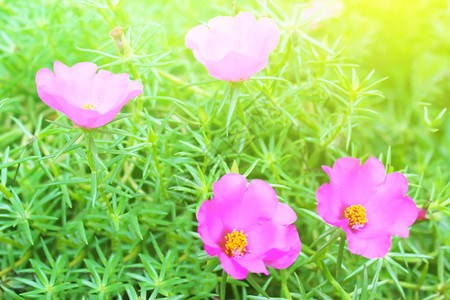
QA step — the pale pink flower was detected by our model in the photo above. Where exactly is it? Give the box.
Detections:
[316,157,418,259]
[35,61,143,128]
[197,173,301,279]
[185,12,279,82]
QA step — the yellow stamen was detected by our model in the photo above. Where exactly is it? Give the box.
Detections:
[344,204,368,230]
[83,103,96,110]
[224,229,248,257]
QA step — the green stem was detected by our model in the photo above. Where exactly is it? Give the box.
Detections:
[0,249,31,277]
[69,248,85,268]
[318,260,350,300]
[85,132,111,211]
[0,183,13,198]
[125,61,144,129]
[152,144,168,198]
[201,130,210,172]
[246,273,270,298]
[323,89,357,147]
[323,103,351,147]
[155,68,210,97]
[394,281,441,292]
[105,0,114,10]
[231,284,241,300]
[225,83,242,133]
[281,269,293,300]
[123,243,141,263]
[127,61,140,80]
[220,270,228,300]
[336,232,346,278]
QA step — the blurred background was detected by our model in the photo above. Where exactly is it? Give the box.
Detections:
[1,0,448,167]
[0,0,448,298]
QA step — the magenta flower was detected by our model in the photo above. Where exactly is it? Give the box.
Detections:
[197,173,301,280]
[185,12,279,82]
[35,61,143,128]
[316,157,418,259]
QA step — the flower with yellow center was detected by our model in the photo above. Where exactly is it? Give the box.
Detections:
[224,229,248,258]
[197,173,301,279]
[344,204,368,230]
[317,157,419,259]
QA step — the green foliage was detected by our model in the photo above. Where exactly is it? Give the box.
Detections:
[0,0,448,298]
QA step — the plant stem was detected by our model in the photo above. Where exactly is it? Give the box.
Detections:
[152,143,168,198]
[69,248,86,268]
[318,259,350,300]
[246,273,270,298]
[155,68,210,97]
[85,131,111,211]
[0,248,31,277]
[336,232,346,278]
[123,243,141,263]
[125,60,144,129]
[281,269,293,300]
[0,183,12,198]
[323,103,351,147]
[220,270,227,300]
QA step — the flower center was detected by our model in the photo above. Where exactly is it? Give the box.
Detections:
[344,204,368,230]
[83,103,96,110]
[224,229,248,258]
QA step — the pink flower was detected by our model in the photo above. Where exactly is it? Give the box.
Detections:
[185,12,279,82]
[35,61,143,128]
[316,157,418,259]
[197,173,301,279]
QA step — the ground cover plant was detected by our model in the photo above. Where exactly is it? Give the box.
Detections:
[0,0,449,299]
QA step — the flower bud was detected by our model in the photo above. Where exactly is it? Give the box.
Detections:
[109,26,131,59]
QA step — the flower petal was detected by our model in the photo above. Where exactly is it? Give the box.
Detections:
[93,72,129,110]
[246,221,298,257]
[203,51,267,82]
[326,157,386,207]
[204,244,221,256]
[235,179,278,229]
[89,72,143,127]
[212,173,247,206]
[219,252,248,280]
[347,233,392,259]
[264,225,301,269]
[36,87,101,128]
[238,258,269,275]
[62,100,102,128]
[233,12,259,56]
[316,182,348,228]
[53,61,71,81]
[363,172,418,238]
[126,79,144,100]
[316,156,417,259]
[185,12,278,81]
[272,202,297,225]
[197,200,226,248]
[36,68,62,111]
[205,15,240,59]
[36,61,142,128]
[256,17,280,55]
[185,24,209,52]
[67,62,99,104]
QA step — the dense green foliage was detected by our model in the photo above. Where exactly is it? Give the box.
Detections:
[0,0,448,299]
